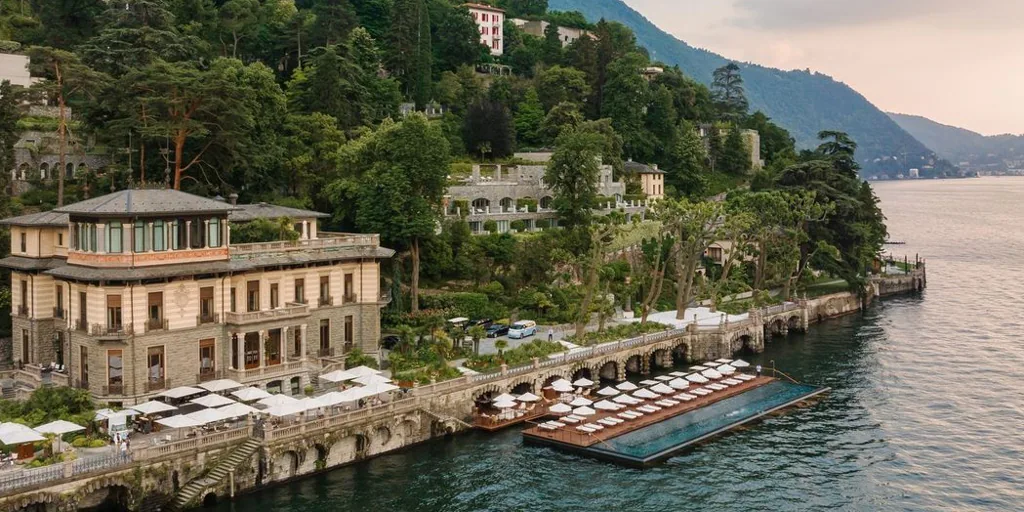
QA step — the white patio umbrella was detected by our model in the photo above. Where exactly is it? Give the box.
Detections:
[492,393,518,403]
[686,374,710,384]
[633,388,659,400]
[655,375,673,381]
[190,394,236,408]
[612,394,640,405]
[492,400,517,409]
[596,387,620,396]
[95,408,138,421]
[650,383,675,395]
[549,403,573,414]
[516,392,541,402]
[346,365,382,378]
[688,365,708,372]
[198,379,243,393]
[130,400,178,416]
[701,369,724,380]
[184,408,231,425]
[572,406,596,416]
[231,387,272,402]
[572,378,595,387]
[0,423,44,445]
[615,381,639,391]
[218,402,260,418]
[319,370,358,383]
[358,381,399,397]
[669,371,687,377]
[732,359,751,368]
[715,358,733,364]
[258,394,300,408]
[593,400,620,411]
[569,396,593,407]
[156,415,202,429]
[352,374,392,386]
[34,419,84,452]
[639,379,659,386]
[718,364,737,375]
[158,386,205,400]
[703,361,722,367]
[668,378,690,390]
[298,397,324,411]
[265,403,307,417]
[316,390,359,407]
[549,378,572,389]
[551,381,574,393]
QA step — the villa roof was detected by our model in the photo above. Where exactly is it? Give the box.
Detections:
[228,203,329,222]
[0,256,66,272]
[0,210,69,227]
[463,3,504,12]
[54,189,236,218]
[624,161,665,175]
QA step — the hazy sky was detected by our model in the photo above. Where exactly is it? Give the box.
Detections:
[626,0,1024,135]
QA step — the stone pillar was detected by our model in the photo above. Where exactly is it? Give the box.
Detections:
[234,333,242,370]
[282,326,290,362]
[185,220,192,248]
[302,221,309,240]
[663,352,673,369]
[640,356,650,375]
[300,325,307,361]
[258,330,266,368]
[616,363,626,382]
[203,220,210,248]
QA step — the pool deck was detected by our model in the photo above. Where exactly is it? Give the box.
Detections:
[523,375,776,448]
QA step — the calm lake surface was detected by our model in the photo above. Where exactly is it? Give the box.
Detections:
[212,177,1024,511]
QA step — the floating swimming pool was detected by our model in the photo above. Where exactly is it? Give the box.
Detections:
[527,380,828,467]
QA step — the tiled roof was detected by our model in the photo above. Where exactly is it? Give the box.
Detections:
[0,210,69,227]
[54,189,236,217]
[0,256,66,271]
[624,161,665,175]
[228,203,329,222]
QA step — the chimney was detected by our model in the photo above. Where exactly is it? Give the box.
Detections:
[228,193,239,205]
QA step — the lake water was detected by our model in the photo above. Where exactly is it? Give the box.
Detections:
[212,177,1024,511]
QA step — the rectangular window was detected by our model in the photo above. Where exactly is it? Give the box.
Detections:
[19,280,27,314]
[89,224,97,252]
[482,13,488,22]
[148,292,163,330]
[134,221,146,252]
[319,319,330,353]
[106,295,122,331]
[21,329,29,364]
[344,273,354,302]
[55,285,64,318]
[200,286,214,322]
[270,283,279,309]
[79,291,87,328]
[208,218,221,248]
[344,315,354,348]
[319,276,330,305]
[266,329,281,366]
[230,287,237,312]
[153,221,166,251]
[80,346,89,385]
[147,346,164,387]
[106,222,123,253]
[199,339,215,376]
[107,349,123,389]
[246,281,260,312]
[19,232,25,253]
[190,218,204,249]
[294,279,305,304]
[57,233,63,246]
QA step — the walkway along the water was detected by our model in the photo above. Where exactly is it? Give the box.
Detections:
[0,267,925,512]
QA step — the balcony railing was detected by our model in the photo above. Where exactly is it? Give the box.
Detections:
[319,296,333,307]
[16,305,28,317]
[318,347,335,358]
[230,233,381,260]
[74,319,88,332]
[225,360,307,381]
[197,313,220,325]
[145,378,168,393]
[342,293,357,304]
[224,303,309,325]
[103,383,124,396]
[146,318,168,333]
[197,369,222,383]
[52,307,65,319]
[89,323,133,339]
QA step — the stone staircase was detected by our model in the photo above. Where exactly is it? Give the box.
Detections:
[164,438,261,511]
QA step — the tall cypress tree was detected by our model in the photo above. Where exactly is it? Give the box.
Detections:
[412,0,432,108]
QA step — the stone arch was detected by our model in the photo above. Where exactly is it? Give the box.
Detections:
[787,315,803,332]
[326,435,357,467]
[624,354,643,375]
[541,374,565,386]
[368,425,393,454]
[570,365,593,382]
[473,384,503,403]
[202,492,218,507]
[768,318,786,336]
[76,483,132,511]
[540,196,554,209]
[65,162,74,178]
[8,492,59,512]
[650,348,672,370]
[471,198,490,211]
[671,341,689,363]
[272,450,301,481]
[597,360,620,381]
[38,162,48,180]
[731,334,755,353]
[510,381,533,394]
[17,162,28,180]
[499,197,514,212]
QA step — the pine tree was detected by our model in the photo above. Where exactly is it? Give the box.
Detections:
[720,125,751,175]
[514,88,544,147]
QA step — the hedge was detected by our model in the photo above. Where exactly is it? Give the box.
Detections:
[419,292,508,320]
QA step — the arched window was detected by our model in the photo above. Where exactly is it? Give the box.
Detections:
[39,162,49,180]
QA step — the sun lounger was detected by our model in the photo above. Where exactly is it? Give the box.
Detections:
[566,415,586,421]
[583,423,604,430]
[723,378,742,385]
[608,417,625,424]
[710,383,727,390]
[539,424,558,431]
[691,388,711,396]
[598,419,617,427]
[561,416,580,424]
[547,421,566,427]
[663,399,680,406]
[617,412,635,419]
[677,394,696,401]
[576,425,596,433]
[629,410,645,416]
[736,373,754,381]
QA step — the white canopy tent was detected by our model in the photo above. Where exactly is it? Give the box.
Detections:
[615,381,639,391]
[231,387,272,402]
[352,374,392,386]
[569,397,593,407]
[190,394,236,408]
[265,403,307,417]
[0,423,44,446]
[198,379,243,393]
[732,359,751,368]
[650,383,675,395]
[346,366,383,378]
[156,415,202,429]
[184,408,231,425]
[218,403,261,418]
[258,394,300,408]
[718,364,737,375]
[358,382,399,397]
[158,386,205,400]
[298,397,324,411]
[34,420,85,436]
[596,387,619,396]
[130,401,178,416]
[549,403,573,414]
[516,392,541,402]
[319,370,358,383]
[572,406,596,416]
[572,378,595,387]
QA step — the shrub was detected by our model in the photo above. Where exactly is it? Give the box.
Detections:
[419,292,507,320]
[304,385,315,396]
[516,198,538,212]
[89,439,107,448]
[483,220,497,233]
[535,219,551,230]
[510,220,526,231]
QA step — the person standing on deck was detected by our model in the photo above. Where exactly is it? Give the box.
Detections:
[756,364,762,377]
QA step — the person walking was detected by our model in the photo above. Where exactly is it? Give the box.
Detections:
[756,364,762,377]
[548,328,554,342]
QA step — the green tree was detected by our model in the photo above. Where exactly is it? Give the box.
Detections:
[536,65,588,111]
[431,2,484,73]
[230,217,301,243]
[467,324,486,355]
[711,63,748,121]
[80,0,198,75]
[602,53,651,160]
[281,112,345,204]
[310,0,358,47]
[719,125,751,175]
[544,125,605,228]
[389,0,432,107]
[349,115,450,312]
[495,0,547,17]
[665,119,707,196]
[540,101,583,142]
[514,87,544,147]
[0,81,20,188]
[541,22,562,64]
[462,99,514,159]
[659,197,724,317]
[288,46,360,130]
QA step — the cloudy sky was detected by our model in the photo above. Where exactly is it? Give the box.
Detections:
[626,0,1024,135]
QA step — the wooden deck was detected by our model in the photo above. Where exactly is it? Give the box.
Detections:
[474,405,549,432]
[522,376,775,448]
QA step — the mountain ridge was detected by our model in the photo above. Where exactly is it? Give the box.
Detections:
[888,112,1024,171]
[549,0,937,176]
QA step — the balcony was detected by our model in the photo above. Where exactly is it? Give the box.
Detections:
[145,378,168,393]
[89,323,133,340]
[319,296,333,307]
[230,233,381,261]
[16,305,28,317]
[197,313,220,325]
[146,318,168,333]
[103,383,125,396]
[318,347,335,358]
[52,307,65,319]
[225,360,307,382]
[224,303,309,326]
[342,293,357,304]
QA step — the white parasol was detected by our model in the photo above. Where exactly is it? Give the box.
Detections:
[612,394,640,405]
[156,415,202,429]
[352,374,392,386]
[198,379,243,393]
[516,392,541,402]
[572,406,596,416]
[130,400,178,416]
[639,379,659,386]
[492,400,517,409]
[492,393,518,403]
[231,387,272,402]
[686,373,710,384]
[218,402,260,418]
[258,394,300,408]
[615,381,639,391]
[158,386,205,400]
[688,365,708,372]
[549,403,573,414]
[190,394,236,408]
[732,359,751,368]
[596,387,620,396]
[668,378,690,390]
[718,364,737,375]
[633,388,659,400]
[650,383,675,395]
[569,396,593,407]
[715,358,733,364]
[184,408,231,425]
[318,370,357,383]
[701,369,724,380]
[572,378,595,387]
[593,400,621,411]
[346,365,383,378]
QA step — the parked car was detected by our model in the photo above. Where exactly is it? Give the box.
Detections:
[468,318,493,329]
[486,324,509,338]
[508,320,537,340]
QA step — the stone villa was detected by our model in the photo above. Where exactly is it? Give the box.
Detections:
[0,189,393,406]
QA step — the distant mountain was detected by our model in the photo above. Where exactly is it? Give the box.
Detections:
[888,112,1024,171]
[549,0,937,176]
